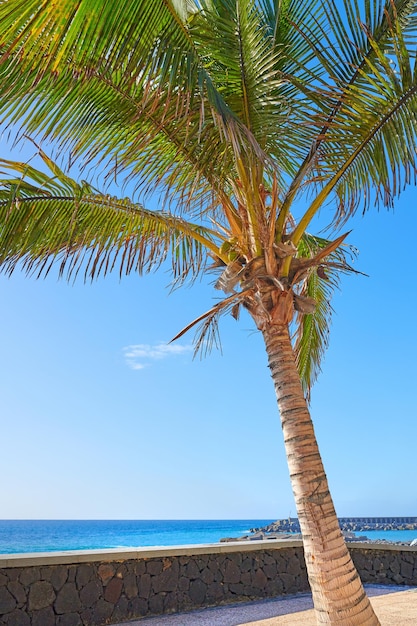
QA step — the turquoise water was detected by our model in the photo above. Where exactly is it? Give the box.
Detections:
[0,520,416,555]
[357,529,417,543]
[0,519,272,554]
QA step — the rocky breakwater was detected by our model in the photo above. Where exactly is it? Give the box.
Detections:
[251,518,417,535]
[240,517,417,545]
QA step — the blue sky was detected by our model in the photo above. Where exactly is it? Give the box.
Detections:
[1,133,417,521]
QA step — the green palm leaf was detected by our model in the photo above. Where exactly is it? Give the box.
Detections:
[0,0,270,203]
[0,153,219,283]
[1,0,417,384]
[292,234,360,399]
[282,0,417,238]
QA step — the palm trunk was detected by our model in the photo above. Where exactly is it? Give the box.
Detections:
[261,322,380,625]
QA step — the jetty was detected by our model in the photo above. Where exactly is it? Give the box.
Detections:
[250,517,417,534]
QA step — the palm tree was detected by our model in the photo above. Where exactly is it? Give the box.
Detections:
[1,0,417,623]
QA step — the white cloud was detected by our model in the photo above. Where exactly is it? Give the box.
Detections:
[123,342,193,370]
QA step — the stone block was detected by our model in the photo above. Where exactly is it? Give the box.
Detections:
[200,567,214,585]
[263,563,277,579]
[184,559,200,580]
[0,586,16,614]
[229,552,243,567]
[134,561,146,575]
[196,557,209,571]
[223,559,241,584]
[116,564,127,578]
[50,566,68,591]
[20,568,40,587]
[138,573,151,599]
[189,579,207,605]
[280,573,297,592]
[373,558,384,572]
[389,559,401,575]
[79,580,102,608]
[351,552,366,571]
[7,581,26,606]
[92,599,113,623]
[28,581,55,611]
[264,553,276,565]
[274,554,287,572]
[57,613,83,626]
[3,608,30,626]
[251,568,268,589]
[229,583,244,595]
[97,564,115,585]
[76,564,94,588]
[148,593,164,614]
[163,591,177,612]
[400,560,413,580]
[287,555,302,576]
[123,573,138,599]
[31,606,55,626]
[360,570,374,583]
[55,582,82,614]
[67,567,77,583]
[246,584,264,597]
[128,596,149,617]
[266,578,284,595]
[104,577,123,604]
[147,560,163,576]
[112,596,129,622]
[178,576,190,592]
[6,570,20,583]
[152,559,179,594]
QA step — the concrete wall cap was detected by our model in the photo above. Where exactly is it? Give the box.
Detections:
[1,539,416,568]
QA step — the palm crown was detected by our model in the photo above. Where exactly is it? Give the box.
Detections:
[2,0,413,395]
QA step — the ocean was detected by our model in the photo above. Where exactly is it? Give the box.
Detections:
[0,520,416,555]
[0,519,272,554]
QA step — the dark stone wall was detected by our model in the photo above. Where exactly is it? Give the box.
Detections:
[0,544,416,625]
[350,547,417,586]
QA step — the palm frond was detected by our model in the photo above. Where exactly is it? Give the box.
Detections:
[171,288,251,357]
[282,0,417,237]
[292,233,359,400]
[0,0,271,204]
[0,153,220,283]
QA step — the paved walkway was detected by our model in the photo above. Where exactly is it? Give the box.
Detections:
[114,585,417,625]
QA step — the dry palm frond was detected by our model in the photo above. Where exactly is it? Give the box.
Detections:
[170,288,251,357]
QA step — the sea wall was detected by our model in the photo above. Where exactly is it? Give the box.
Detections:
[0,540,416,625]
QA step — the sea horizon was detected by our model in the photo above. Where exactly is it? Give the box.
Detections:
[1,518,417,556]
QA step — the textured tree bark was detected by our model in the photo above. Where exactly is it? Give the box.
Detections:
[261,322,381,625]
